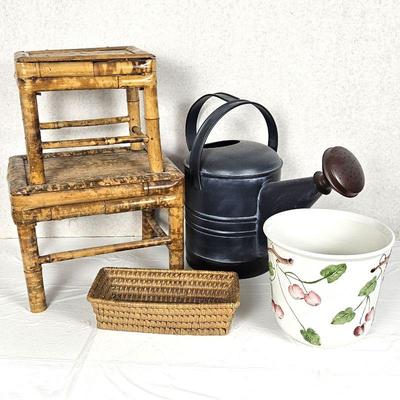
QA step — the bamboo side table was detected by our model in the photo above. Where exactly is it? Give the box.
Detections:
[8,46,184,313]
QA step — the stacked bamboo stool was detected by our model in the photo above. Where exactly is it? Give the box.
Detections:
[7,46,184,313]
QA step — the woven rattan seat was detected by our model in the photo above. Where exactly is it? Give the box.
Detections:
[9,148,182,197]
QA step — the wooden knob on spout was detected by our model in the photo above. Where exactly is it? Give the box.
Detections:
[314,146,365,197]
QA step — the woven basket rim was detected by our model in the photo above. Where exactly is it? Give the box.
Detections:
[95,266,239,276]
[88,298,241,308]
[87,267,240,307]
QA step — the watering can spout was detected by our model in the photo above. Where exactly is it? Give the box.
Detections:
[257,176,322,228]
[257,146,365,255]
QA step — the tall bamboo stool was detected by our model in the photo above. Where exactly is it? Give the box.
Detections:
[8,46,184,313]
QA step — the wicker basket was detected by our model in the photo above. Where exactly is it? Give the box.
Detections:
[87,268,240,335]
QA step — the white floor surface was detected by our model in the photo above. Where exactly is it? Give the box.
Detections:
[1,238,399,400]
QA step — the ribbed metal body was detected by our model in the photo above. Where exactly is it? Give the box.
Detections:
[184,93,282,279]
[185,142,282,278]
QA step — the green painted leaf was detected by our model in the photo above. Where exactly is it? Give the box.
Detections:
[358,276,377,297]
[320,263,347,283]
[331,307,355,324]
[300,328,321,346]
[268,261,275,278]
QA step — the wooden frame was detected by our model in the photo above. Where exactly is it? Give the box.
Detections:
[9,47,184,313]
[9,149,184,313]
[15,46,162,185]
[14,185,184,313]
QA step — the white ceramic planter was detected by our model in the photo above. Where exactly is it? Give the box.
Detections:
[264,209,395,347]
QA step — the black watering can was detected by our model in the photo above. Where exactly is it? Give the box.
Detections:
[184,93,365,278]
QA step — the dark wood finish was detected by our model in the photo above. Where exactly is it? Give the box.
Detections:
[320,146,365,197]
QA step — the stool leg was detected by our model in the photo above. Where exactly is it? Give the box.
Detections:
[126,87,143,151]
[142,209,156,240]
[168,207,184,270]
[17,224,47,312]
[18,85,45,185]
[143,82,163,173]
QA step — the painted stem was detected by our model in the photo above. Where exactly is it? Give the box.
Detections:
[284,271,325,286]
[354,296,367,312]
[359,296,370,325]
[284,271,308,292]
[375,267,383,281]
[280,267,292,284]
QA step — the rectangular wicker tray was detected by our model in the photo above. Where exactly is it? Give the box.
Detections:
[87,268,240,335]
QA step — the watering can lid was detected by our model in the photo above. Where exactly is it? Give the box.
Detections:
[184,140,283,178]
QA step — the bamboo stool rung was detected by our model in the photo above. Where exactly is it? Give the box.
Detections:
[146,214,167,238]
[39,236,172,264]
[40,116,130,130]
[42,135,148,149]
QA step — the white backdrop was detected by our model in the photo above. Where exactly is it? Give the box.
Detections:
[1,0,399,238]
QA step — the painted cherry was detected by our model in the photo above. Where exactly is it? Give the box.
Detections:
[353,325,364,336]
[288,284,305,300]
[304,291,321,306]
[274,303,284,319]
[365,307,375,322]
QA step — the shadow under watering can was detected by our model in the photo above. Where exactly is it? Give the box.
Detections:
[184,93,365,279]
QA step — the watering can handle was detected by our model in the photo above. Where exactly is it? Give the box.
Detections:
[189,99,279,189]
[185,92,239,150]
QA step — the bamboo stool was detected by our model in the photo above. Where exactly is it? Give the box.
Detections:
[8,46,184,313]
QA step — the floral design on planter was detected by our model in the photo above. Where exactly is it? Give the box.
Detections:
[268,245,348,346]
[288,284,305,299]
[272,299,284,319]
[331,253,390,336]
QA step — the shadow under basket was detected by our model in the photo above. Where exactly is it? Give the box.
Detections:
[87,268,240,335]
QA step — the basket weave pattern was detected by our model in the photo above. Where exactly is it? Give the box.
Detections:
[87,268,240,335]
